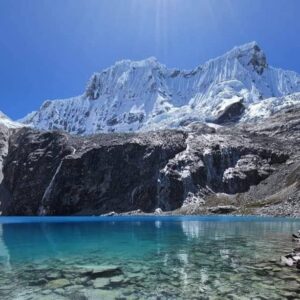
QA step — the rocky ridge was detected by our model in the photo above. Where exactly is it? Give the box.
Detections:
[0,105,299,216]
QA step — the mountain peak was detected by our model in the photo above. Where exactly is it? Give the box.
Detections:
[224,41,261,56]
[0,111,24,129]
[110,56,162,69]
[85,56,164,100]
[225,41,267,74]
[235,41,260,51]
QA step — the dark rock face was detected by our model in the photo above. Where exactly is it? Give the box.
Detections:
[213,99,245,124]
[0,106,299,216]
[0,125,10,209]
[40,131,187,215]
[0,124,9,183]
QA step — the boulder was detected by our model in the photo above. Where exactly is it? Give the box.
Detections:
[154,208,163,214]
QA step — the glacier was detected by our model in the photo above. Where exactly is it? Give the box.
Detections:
[20,41,300,135]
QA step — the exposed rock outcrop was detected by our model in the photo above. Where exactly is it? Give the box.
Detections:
[175,105,300,216]
[223,154,274,193]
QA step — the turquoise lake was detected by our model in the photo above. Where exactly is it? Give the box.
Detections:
[0,216,300,299]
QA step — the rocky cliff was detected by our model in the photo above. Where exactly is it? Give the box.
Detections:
[0,113,24,207]
[0,106,299,216]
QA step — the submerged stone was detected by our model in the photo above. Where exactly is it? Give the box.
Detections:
[92,278,110,289]
[76,265,122,278]
[110,275,125,284]
[41,290,52,295]
[46,272,62,280]
[31,295,66,300]
[46,278,71,289]
[54,288,65,295]
[28,278,48,286]
[83,289,123,300]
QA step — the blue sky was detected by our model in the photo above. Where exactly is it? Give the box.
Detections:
[0,0,299,119]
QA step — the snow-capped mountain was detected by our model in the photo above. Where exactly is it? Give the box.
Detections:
[21,42,300,134]
[0,111,24,129]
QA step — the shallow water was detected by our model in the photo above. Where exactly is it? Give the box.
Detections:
[0,216,300,299]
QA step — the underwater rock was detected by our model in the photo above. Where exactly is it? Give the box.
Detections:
[92,278,110,289]
[45,272,62,280]
[76,265,122,278]
[28,278,48,286]
[82,289,123,299]
[89,265,122,278]
[110,275,125,284]
[45,278,71,289]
